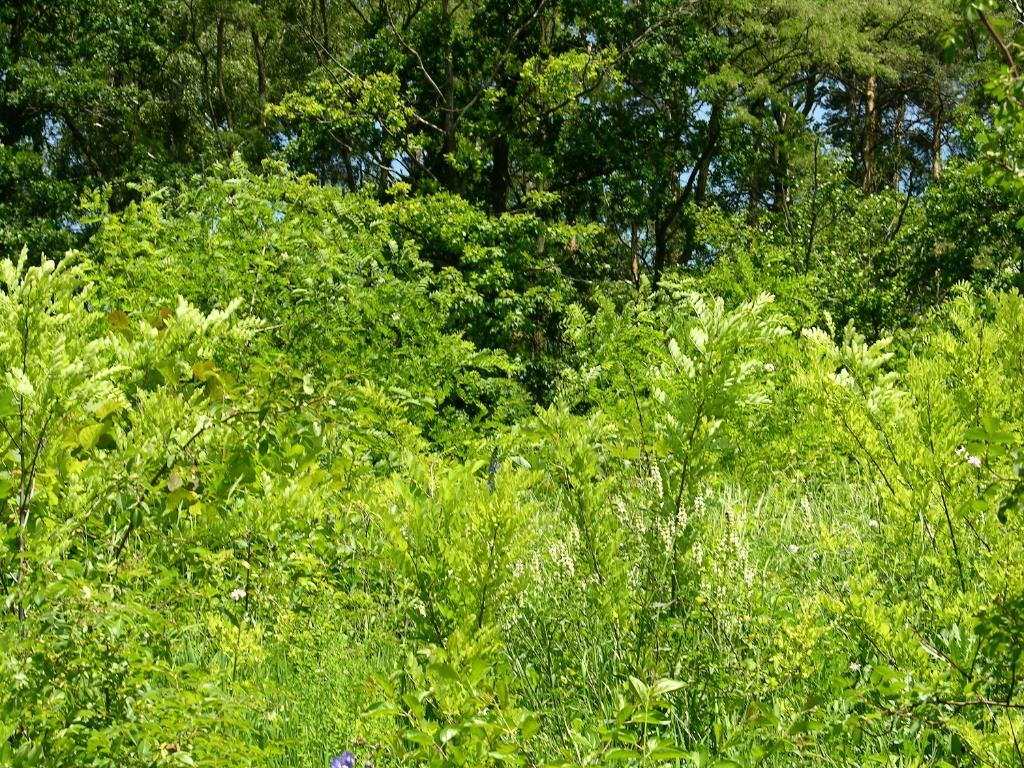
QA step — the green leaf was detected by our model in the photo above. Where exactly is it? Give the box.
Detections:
[0,390,16,419]
[650,678,686,697]
[77,422,107,451]
[605,748,639,761]
[628,676,648,698]
[403,729,436,747]
[650,745,690,761]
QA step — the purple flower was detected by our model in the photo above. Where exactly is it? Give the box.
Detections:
[330,752,355,768]
[487,446,500,492]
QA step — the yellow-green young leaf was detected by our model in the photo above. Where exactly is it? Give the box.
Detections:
[628,676,648,698]
[650,678,686,697]
[191,361,218,381]
[649,745,689,761]
[0,390,16,419]
[690,326,708,352]
[7,368,34,398]
[93,399,125,420]
[519,715,540,740]
[165,487,197,510]
[0,475,14,502]
[403,729,434,747]
[605,748,639,761]
[77,422,107,451]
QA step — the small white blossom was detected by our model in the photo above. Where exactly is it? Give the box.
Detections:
[763,362,775,372]
[850,661,861,673]
[967,454,982,468]
[788,544,800,555]
[548,541,575,578]
[832,368,854,387]
[675,503,688,531]
[867,519,879,529]
[230,588,247,601]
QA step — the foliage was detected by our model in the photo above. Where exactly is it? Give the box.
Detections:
[3,1,1024,767]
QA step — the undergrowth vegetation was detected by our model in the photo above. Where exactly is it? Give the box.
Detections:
[2,161,1023,766]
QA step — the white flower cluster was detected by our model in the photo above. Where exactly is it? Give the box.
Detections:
[955,445,982,468]
[800,496,813,518]
[691,541,705,567]
[546,524,579,580]
[689,491,758,622]
[651,491,701,560]
[548,539,576,579]
[694,490,707,518]
[654,517,675,554]
[649,464,664,499]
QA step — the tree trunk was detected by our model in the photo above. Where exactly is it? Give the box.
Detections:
[340,146,358,192]
[931,105,943,179]
[319,0,330,52]
[489,86,514,215]
[681,215,698,269]
[695,101,721,204]
[187,7,225,156]
[653,218,668,286]
[438,0,461,193]
[630,222,640,287]
[863,74,877,193]
[490,133,510,214]
[800,71,818,118]
[748,98,764,223]
[216,17,233,132]
[378,147,393,197]
[770,102,790,212]
[251,28,267,132]
[892,94,905,189]
[804,135,820,272]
